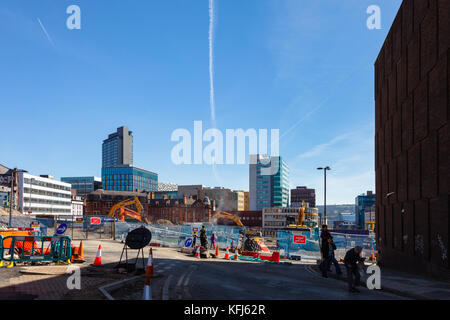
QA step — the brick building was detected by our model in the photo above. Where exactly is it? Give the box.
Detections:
[290,186,316,208]
[147,196,213,225]
[85,190,149,216]
[223,211,263,228]
[375,0,449,276]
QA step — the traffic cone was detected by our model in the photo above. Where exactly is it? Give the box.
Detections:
[142,274,152,300]
[93,244,102,265]
[215,244,219,258]
[195,245,201,258]
[233,248,238,260]
[224,246,229,260]
[146,248,154,277]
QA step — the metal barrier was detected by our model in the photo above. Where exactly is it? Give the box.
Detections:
[1,235,72,267]
[276,229,377,260]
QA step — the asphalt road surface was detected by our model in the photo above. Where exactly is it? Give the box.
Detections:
[150,248,405,300]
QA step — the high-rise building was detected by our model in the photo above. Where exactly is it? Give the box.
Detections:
[291,186,316,208]
[61,176,102,195]
[102,165,158,192]
[355,191,376,229]
[102,126,133,168]
[101,127,158,192]
[249,155,289,211]
[375,0,449,276]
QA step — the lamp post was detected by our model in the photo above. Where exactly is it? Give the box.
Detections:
[317,166,331,225]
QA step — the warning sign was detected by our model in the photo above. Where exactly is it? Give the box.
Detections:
[293,235,306,244]
[90,217,101,225]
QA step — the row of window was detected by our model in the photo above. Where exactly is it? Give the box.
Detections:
[24,178,71,192]
[24,188,71,199]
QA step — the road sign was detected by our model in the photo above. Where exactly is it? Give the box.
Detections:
[293,235,306,244]
[56,223,68,235]
[90,217,101,225]
[184,238,193,248]
[31,221,40,231]
[76,218,83,224]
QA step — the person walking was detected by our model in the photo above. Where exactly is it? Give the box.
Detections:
[199,225,208,248]
[319,225,331,271]
[210,232,216,249]
[344,246,366,292]
[322,236,342,278]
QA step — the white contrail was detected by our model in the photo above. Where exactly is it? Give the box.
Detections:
[37,18,56,48]
[209,0,216,124]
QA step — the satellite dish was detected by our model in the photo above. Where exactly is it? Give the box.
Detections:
[125,227,152,249]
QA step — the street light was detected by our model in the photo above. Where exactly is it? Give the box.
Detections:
[317,166,331,225]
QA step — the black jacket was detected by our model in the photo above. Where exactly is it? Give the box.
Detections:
[344,248,363,269]
[323,241,337,258]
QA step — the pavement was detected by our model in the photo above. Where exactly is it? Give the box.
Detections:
[1,239,449,300]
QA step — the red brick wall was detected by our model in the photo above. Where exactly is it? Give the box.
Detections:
[375,0,449,277]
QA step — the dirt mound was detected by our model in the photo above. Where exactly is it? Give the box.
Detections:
[0,206,21,216]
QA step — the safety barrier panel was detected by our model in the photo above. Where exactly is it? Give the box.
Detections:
[1,235,72,267]
[276,229,376,260]
[115,223,243,249]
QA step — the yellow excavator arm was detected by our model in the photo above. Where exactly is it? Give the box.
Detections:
[213,210,244,227]
[108,196,148,224]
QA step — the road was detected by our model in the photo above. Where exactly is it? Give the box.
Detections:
[149,247,405,300]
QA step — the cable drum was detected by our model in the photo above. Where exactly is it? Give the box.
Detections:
[125,227,152,249]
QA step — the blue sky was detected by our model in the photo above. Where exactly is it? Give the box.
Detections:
[0,0,402,204]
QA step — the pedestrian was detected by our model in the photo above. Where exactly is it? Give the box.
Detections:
[200,225,208,248]
[344,246,366,292]
[210,232,216,249]
[230,239,234,250]
[192,234,197,248]
[319,225,331,271]
[322,236,342,278]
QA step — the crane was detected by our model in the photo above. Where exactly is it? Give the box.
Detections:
[108,196,149,224]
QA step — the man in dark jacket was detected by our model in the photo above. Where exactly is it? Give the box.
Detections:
[319,225,331,271]
[344,246,365,292]
[322,236,342,278]
[199,225,208,248]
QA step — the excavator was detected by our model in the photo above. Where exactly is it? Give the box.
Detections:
[213,210,267,253]
[286,201,311,231]
[108,196,149,224]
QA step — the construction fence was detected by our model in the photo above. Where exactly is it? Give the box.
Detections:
[115,222,243,249]
[276,229,377,260]
[1,215,114,240]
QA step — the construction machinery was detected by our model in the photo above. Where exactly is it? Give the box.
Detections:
[108,196,149,224]
[286,201,312,231]
[213,210,265,253]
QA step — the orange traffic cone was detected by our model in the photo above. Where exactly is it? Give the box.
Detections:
[142,271,152,300]
[233,248,238,260]
[195,245,201,258]
[215,244,219,258]
[146,248,154,277]
[224,246,229,260]
[93,244,102,265]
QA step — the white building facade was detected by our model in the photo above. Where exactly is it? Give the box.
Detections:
[17,172,72,216]
[262,206,319,236]
[71,195,84,216]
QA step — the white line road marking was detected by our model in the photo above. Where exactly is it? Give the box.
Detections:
[162,275,172,300]
[183,270,194,287]
[177,273,187,287]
